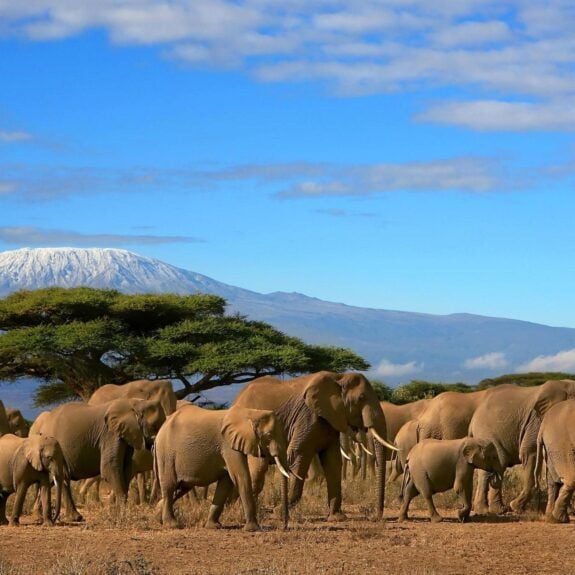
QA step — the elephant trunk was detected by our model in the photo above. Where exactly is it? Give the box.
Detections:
[362,405,390,519]
[50,460,65,522]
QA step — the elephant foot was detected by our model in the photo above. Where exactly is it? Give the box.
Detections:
[397,514,408,523]
[488,502,509,515]
[162,518,179,529]
[64,512,84,523]
[0,517,9,526]
[204,519,222,530]
[547,512,570,524]
[327,511,347,522]
[473,502,489,515]
[41,519,55,527]
[7,518,19,527]
[243,522,261,532]
[509,498,527,513]
[457,510,470,523]
[430,514,443,523]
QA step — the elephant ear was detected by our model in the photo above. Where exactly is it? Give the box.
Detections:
[462,439,483,467]
[221,408,262,457]
[105,400,146,451]
[303,373,349,434]
[24,435,44,472]
[533,380,571,418]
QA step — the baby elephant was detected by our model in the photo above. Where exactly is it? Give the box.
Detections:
[155,404,290,531]
[399,437,501,523]
[0,434,66,526]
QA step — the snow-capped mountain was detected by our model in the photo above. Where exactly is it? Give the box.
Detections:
[2,246,575,413]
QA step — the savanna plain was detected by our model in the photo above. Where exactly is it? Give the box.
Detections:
[0,470,571,575]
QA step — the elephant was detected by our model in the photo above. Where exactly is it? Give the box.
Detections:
[469,380,575,514]
[232,371,396,521]
[535,399,575,523]
[399,437,502,523]
[381,399,430,441]
[154,404,290,531]
[388,420,419,483]
[0,433,67,526]
[32,398,165,521]
[88,378,177,417]
[0,400,11,436]
[6,408,29,437]
[416,390,490,441]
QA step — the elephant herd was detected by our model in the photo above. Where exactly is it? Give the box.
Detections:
[0,372,396,530]
[383,378,575,523]
[1,375,575,530]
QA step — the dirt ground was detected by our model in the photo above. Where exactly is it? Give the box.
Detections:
[1,492,573,575]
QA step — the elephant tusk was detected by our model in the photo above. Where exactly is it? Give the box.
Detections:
[290,470,305,481]
[340,447,352,461]
[360,443,374,457]
[370,428,399,452]
[53,477,59,488]
[274,457,290,480]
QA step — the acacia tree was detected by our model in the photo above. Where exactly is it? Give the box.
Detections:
[0,287,369,406]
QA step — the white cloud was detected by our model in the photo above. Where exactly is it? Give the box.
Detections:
[517,349,575,373]
[464,352,508,370]
[372,358,423,378]
[0,226,203,246]
[0,131,32,142]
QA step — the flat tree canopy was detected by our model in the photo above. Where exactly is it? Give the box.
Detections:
[0,287,369,406]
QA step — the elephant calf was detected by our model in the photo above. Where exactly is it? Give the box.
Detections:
[399,437,501,523]
[0,434,66,526]
[155,404,290,531]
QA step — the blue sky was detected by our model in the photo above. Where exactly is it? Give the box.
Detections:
[1,1,575,330]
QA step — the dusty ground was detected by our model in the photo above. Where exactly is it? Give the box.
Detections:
[0,476,573,574]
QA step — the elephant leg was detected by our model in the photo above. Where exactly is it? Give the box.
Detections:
[80,477,100,503]
[418,482,441,523]
[398,481,418,522]
[205,475,234,530]
[9,481,30,526]
[225,450,259,532]
[0,494,8,525]
[62,479,83,522]
[30,484,44,523]
[473,470,490,514]
[135,472,146,505]
[550,482,575,524]
[319,442,345,521]
[160,478,179,529]
[455,476,473,523]
[510,455,536,512]
[40,479,54,526]
[487,482,508,515]
[546,481,561,518]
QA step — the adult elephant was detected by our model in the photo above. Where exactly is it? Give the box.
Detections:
[469,380,575,514]
[6,408,29,437]
[381,399,430,441]
[233,371,395,520]
[32,398,165,521]
[89,379,177,418]
[0,401,11,436]
[416,390,490,441]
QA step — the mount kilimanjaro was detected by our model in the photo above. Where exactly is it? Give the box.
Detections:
[2,247,575,411]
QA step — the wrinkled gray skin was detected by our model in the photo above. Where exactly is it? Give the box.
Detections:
[416,390,490,441]
[0,434,66,526]
[6,408,29,437]
[155,404,290,531]
[233,371,393,521]
[469,380,575,514]
[535,399,575,523]
[399,437,502,523]
[32,398,165,521]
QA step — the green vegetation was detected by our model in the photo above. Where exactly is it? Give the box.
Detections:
[374,373,575,404]
[0,287,369,406]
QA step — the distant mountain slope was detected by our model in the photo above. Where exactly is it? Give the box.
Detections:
[2,247,575,408]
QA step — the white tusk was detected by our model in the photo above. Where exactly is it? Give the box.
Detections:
[360,443,374,457]
[290,470,305,481]
[340,447,352,461]
[274,456,290,479]
[370,428,399,452]
[53,478,59,488]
